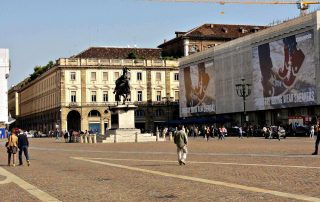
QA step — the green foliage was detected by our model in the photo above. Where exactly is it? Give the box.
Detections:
[127,52,145,60]
[127,52,137,59]
[29,61,54,82]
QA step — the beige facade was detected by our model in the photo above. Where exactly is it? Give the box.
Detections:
[13,57,179,134]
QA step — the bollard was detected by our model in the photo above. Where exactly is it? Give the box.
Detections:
[135,132,138,143]
[84,135,88,143]
[93,134,97,144]
[169,132,173,141]
[156,131,159,141]
[80,135,83,143]
[114,134,117,143]
[88,135,92,144]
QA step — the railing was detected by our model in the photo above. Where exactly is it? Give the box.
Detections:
[57,58,178,67]
[62,101,179,108]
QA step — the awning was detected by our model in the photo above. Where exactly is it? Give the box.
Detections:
[5,117,16,125]
[164,116,233,126]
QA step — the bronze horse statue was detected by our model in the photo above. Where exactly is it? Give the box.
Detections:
[113,67,131,105]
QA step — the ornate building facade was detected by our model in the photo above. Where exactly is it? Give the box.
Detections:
[158,24,267,58]
[10,47,179,134]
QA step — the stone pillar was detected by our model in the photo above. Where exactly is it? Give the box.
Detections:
[60,108,68,132]
[155,127,159,141]
[100,119,104,135]
[114,134,117,143]
[81,110,88,132]
[183,39,189,56]
[135,132,138,143]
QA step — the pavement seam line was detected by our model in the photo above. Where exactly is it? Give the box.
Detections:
[89,157,320,169]
[31,147,319,158]
[0,167,61,202]
[72,156,320,202]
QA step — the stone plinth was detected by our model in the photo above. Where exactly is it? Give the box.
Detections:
[102,104,161,143]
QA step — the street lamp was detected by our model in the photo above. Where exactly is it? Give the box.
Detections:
[235,78,251,126]
[162,93,174,129]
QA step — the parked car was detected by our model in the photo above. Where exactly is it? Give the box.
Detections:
[25,131,34,138]
[33,131,48,138]
[227,127,241,136]
[291,125,310,136]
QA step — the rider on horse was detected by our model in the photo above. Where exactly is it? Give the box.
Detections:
[114,67,130,104]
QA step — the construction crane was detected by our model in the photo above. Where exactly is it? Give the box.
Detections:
[150,0,320,16]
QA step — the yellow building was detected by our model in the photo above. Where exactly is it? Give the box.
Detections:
[11,47,179,134]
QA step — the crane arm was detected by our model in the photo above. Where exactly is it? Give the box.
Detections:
[149,0,320,4]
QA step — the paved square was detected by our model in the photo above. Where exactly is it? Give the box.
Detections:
[0,137,319,201]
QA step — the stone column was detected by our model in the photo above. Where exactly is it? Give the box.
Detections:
[183,39,189,56]
[60,108,68,132]
[100,119,104,135]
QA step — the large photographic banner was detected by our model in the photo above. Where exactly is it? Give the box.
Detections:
[180,61,215,117]
[252,31,316,110]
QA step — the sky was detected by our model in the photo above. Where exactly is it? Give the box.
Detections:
[1,0,316,86]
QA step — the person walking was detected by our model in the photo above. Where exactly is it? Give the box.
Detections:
[64,130,69,143]
[312,122,320,155]
[54,129,60,140]
[310,125,315,139]
[6,129,18,167]
[239,127,243,138]
[174,125,188,165]
[18,130,30,166]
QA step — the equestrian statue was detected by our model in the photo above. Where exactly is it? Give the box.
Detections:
[113,67,131,105]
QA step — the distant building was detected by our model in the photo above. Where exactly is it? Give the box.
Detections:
[158,24,267,58]
[179,12,320,126]
[0,49,10,128]
[10,47,179,133]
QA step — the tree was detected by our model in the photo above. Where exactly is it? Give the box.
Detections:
[29,61,54,82]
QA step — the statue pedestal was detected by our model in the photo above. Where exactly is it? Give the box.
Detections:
[102,104,163,143]
[103,105,139,143]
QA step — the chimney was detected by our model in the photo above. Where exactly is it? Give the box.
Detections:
[175,32,186,38]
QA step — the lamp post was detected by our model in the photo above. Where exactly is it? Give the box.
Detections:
[162,93,174,130]
[235,78,251,127]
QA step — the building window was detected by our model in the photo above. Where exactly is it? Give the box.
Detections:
[70,72,76,81]
[174,73,179,81]
[137,91,142,102]
[91,72,96,81]
[114,72,119,81]
[155,109,163,117]
[137,72,142,81]
[175,91,179,101]
[103,72,108,81]
[103,91,108,102]
[71,91,76,102]
[91,91,97,102]
[135,110,145,117]
[156,72,161,81]
[156,91,161,102]
[190,45,199,53]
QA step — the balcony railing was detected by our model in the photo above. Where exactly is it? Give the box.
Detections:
[57,58,178,67]
[63,101,179,108]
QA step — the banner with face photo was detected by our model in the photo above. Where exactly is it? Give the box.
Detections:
[180,61,215,117]
[252,30,316,110]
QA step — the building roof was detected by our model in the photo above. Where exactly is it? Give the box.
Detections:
[158,23,268,47]
[72,47,162,59]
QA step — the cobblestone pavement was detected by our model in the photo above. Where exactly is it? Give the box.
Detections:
[0,137,319,202]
